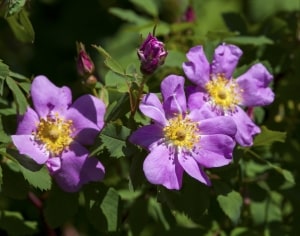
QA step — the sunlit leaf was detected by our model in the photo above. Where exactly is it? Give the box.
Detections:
[20,166,52,191]
[99,123,131,158]
[100,187,120,231]
[217,190,243,224]
[129,0,158,17]
[253,126,286,147]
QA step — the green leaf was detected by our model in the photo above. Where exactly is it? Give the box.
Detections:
[44,185,79,228]
[0,210,38,236]
[104,70,128,92]
[129,0,158,17]
[20,166,52,191]
[6,9,35,43]
[217,190,243,224]
[164,50,187,68]
[5,77,28,114]
[100,187,120,232]
[224,36,274,46]
[92,45,126,76]
[84,184,120,233]
[7,0,26,16]
[0,60,10,96]
[148,197,170,230]
[1,162,29,199]
[0,165,2,191]
[99,123,131,158]
[109,7,149,25]
[253,126,286,147]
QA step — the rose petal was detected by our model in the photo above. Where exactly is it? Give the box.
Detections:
[211,44,242,79]
[143,144,183,190]
[11,135,49,164]
[163,84,187,117]
[31,75,72,117]
[198,116,237,138]
[69,94,106,129]
[51,142,105,192]
[178,152,211,185]
[161,75,185,101]
[193,135,234,168]
[129,124,164,150]
[182,45,210,88]
[140,93,167,125]
[65,102,101,146]
[231,106,261,146]
[237,63,274,106]
[15,107,39,135]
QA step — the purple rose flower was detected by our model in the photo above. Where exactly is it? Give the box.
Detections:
[11,76,106,192]
[137,33,168,74]
[182,43,275,146]
[129,75,237,190]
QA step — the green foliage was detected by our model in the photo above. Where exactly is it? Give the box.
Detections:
[0,0,299,235]
[0,210,38,236]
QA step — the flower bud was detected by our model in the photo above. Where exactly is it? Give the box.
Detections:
[76,42,95,76]
[183,5,196,22]
[137,33,168,75]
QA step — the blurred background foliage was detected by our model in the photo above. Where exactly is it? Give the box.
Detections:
[0,0,300,235]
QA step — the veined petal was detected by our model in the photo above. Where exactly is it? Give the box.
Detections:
[11,135,49,164]
[143,144,183,190]
[198,116,237,138]
[211,44,242,79]
[231,106,261,146]
[161,75,185,101]
[15,107,39,135]
[31,75,72,117]
[51,142,105,192]
[163,84,187,117]
[140,93,167,125]
[193,135,234,167]
[70,94,106,129]
[237,63,274,106]
[182,45,210,88]
[178,152,211,185]
[129,124,164,150]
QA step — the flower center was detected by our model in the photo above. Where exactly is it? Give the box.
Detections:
[205,74,242,112]
[163,114,199,150]
[34,114,73,156]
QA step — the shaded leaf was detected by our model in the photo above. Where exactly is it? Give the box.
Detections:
[0,60,10,96]
[5,77,28,114]
[224,36,274,46]
[6,9,34,43]
[44,185,79,228]
[0,210,38,236]
[129,0,158,17]
[109,7,149,25]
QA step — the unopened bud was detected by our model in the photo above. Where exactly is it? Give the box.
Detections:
[83,75,98,88]
[183,5,196,22]
[76,42,95,76]
[137,33,168,75]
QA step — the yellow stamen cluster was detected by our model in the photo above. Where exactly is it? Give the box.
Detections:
[205,74,242,112]
[163,114,199,150]
[34,114,73,156]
